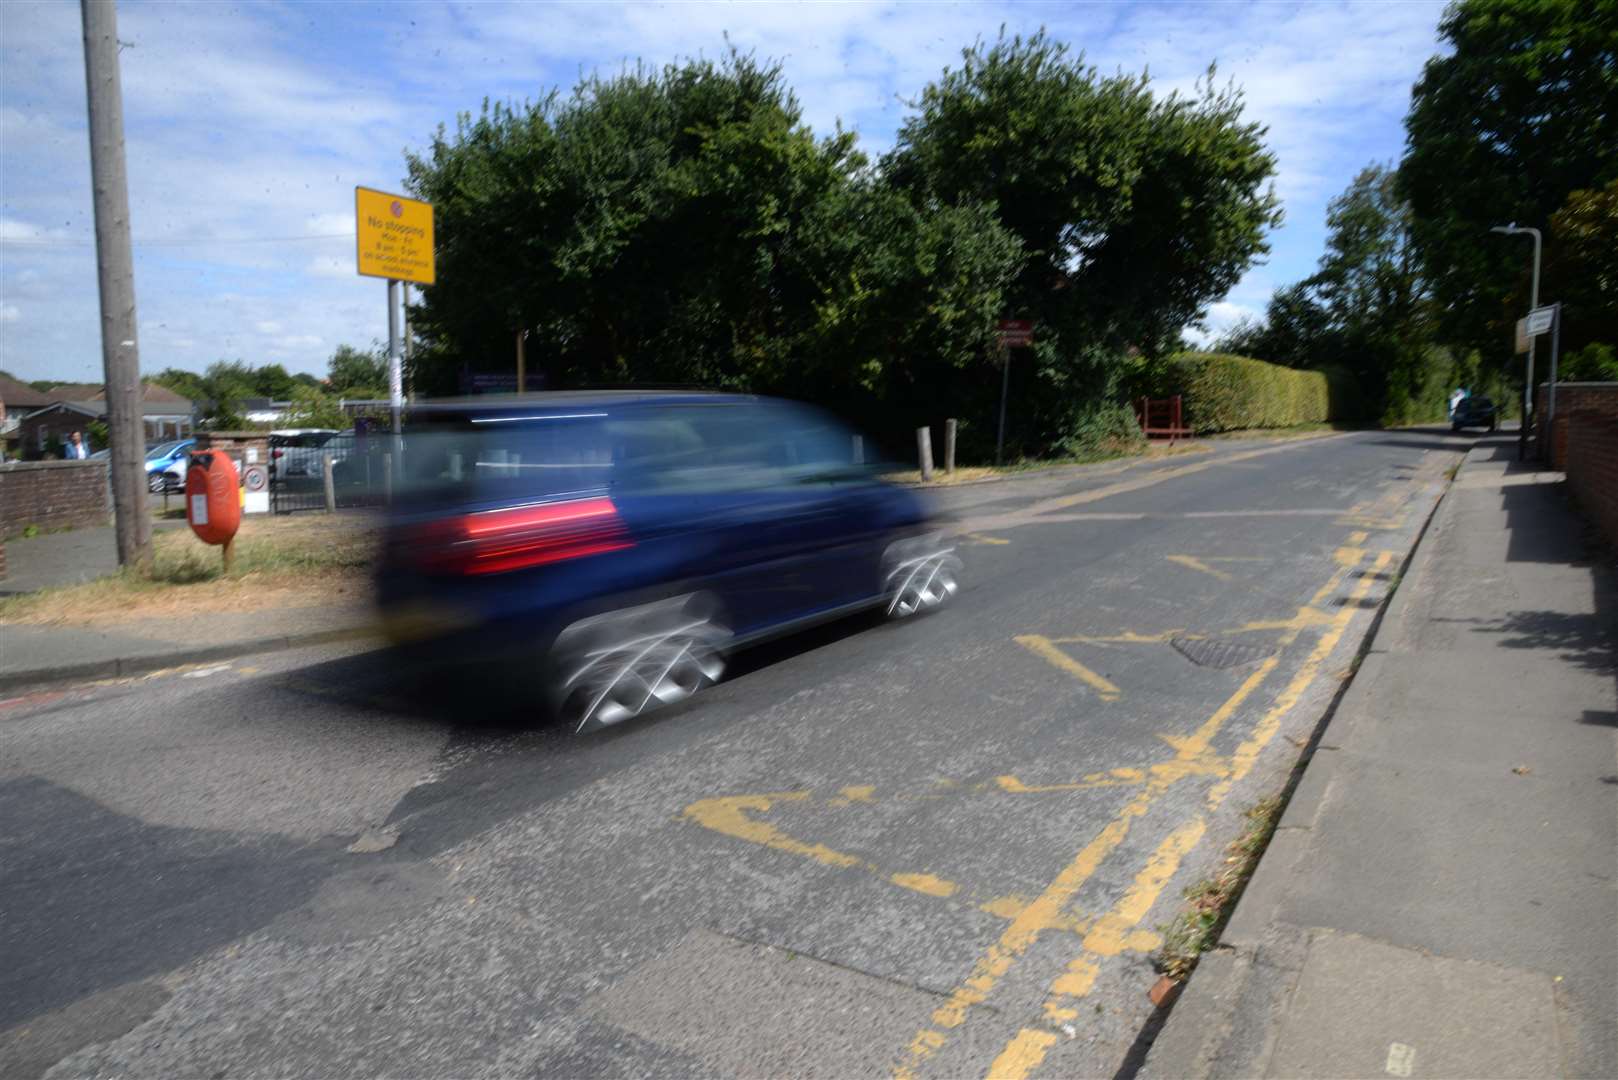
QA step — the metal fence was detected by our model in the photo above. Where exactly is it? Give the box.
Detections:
[270,433,390,514]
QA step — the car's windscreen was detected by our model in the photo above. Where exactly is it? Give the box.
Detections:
[397,404,872,502]
[146,440,185,459]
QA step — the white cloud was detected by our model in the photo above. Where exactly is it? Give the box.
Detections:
[0,0,1444,381]
[0,303,19,323]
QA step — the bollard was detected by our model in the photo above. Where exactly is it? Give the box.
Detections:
[322,453,336,513]
[944,418,957,474]
[917,426,933,482]
[852,434,863,465]
[383,452,394,505]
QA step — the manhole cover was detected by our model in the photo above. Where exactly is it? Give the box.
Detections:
[1170,636,1278,669]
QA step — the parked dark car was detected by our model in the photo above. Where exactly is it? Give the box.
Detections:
[376,392,959,730]
[1451,395,1498,432]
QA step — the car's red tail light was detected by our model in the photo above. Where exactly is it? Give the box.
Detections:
[415,497,632,576]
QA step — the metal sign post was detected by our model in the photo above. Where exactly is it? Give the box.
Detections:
[387,278,403,434]
[1520,304,1558,460]
[1546,302,1562,449]
[994,320,1033,467]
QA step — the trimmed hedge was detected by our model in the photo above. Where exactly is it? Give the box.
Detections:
[1154,352,1343,433]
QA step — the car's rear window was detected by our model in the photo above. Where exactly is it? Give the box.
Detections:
[398,403,866,502]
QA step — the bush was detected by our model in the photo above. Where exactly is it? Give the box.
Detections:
[1150,352,1337,433]
[1559,342,1618,382]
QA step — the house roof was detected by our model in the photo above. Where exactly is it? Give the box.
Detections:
[22,400,194,421]
[45,383,104,402]
[41,381,192,406]
[0,374,53,409]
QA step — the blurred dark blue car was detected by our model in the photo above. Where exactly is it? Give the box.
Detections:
[376,392,959,730]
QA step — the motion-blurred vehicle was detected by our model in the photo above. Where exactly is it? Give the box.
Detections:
[376,392,959,730]
[144,438,195,492]
[1450,395,1498,432]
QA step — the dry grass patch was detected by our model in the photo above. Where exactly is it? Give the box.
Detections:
[0,514,377,626]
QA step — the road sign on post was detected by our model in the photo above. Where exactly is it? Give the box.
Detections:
[992,321,1031,466]
[355,187,435,285]
[356,187,433,437]
[1526,306,1556,336]
[997,319,1033,348]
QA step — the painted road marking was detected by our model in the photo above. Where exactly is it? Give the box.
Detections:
[896,549,1370,1079]
[1385,1042,1417,1077]
[984,549,1396,1079]
[1027,435,1353,517]
[1165,554,1232,582]
[964,533,1012,546]
[1012,636,1122,701]
[953,434,1356,537]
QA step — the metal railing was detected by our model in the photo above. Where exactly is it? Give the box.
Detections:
[270,434,390,513]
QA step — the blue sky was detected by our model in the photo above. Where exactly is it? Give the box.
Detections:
[1,0,1446,383]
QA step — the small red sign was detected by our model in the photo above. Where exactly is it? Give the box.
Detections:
[997,319,1033,347]
[390,200,404,218]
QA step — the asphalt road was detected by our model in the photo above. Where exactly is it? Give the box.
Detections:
[1,427,1470,1079]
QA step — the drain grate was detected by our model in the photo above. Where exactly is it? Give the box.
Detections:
[1170,636,1278,669]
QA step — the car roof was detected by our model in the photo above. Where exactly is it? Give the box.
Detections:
[406,389,765,419]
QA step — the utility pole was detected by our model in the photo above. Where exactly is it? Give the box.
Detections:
[81,0,150,568]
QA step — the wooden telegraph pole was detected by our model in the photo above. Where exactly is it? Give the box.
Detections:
[80,0,151,568]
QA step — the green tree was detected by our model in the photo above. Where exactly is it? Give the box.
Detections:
[1222,165,1513,423]
[885,34,1279,345]
[280,384,349,429]
[1542,180,1618,352]
[327,343,389,397]
[882,31,1280,445]
[406,50,866,396]
[1398,0,1618,357]
[250,363,298,400]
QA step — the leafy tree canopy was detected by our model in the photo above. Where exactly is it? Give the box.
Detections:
[884,30,1281,351]
[1397,0,1618,356]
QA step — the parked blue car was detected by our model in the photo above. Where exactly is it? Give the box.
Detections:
[144,438,195,492]
[376,392,959,730]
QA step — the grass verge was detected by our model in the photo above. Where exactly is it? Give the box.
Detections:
[1154,793,1284,982]
[0,514,375,626]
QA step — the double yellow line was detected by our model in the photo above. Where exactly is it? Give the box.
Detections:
[897,546,1395,1080]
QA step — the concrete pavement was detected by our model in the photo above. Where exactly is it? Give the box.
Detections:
[1,428,1471,1079]
[1143,435,1617,1079]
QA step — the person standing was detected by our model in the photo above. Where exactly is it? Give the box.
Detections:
[65,431,89,459]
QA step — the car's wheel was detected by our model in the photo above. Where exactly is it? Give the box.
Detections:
[147,471,166,493]
[882,533,962,618]
[1451,423,1463,433]
[548,593,729,733]
[1488,419,1498,432]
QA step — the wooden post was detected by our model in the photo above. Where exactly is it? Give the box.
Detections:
[917,426,933,482]
[383,452,394,504]
[322,453,336,513]
[222,536,234,574]
[516,330,526,394]
[944,418,957,474]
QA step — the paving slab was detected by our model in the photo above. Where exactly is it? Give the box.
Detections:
[1268,930,1560,1080]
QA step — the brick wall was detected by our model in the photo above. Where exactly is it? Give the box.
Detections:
[1537,383,1618,469]
[0,460,112,539]
[1565,413,1618,549]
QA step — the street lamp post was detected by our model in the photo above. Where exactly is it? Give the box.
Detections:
[1491,224,1541,461]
